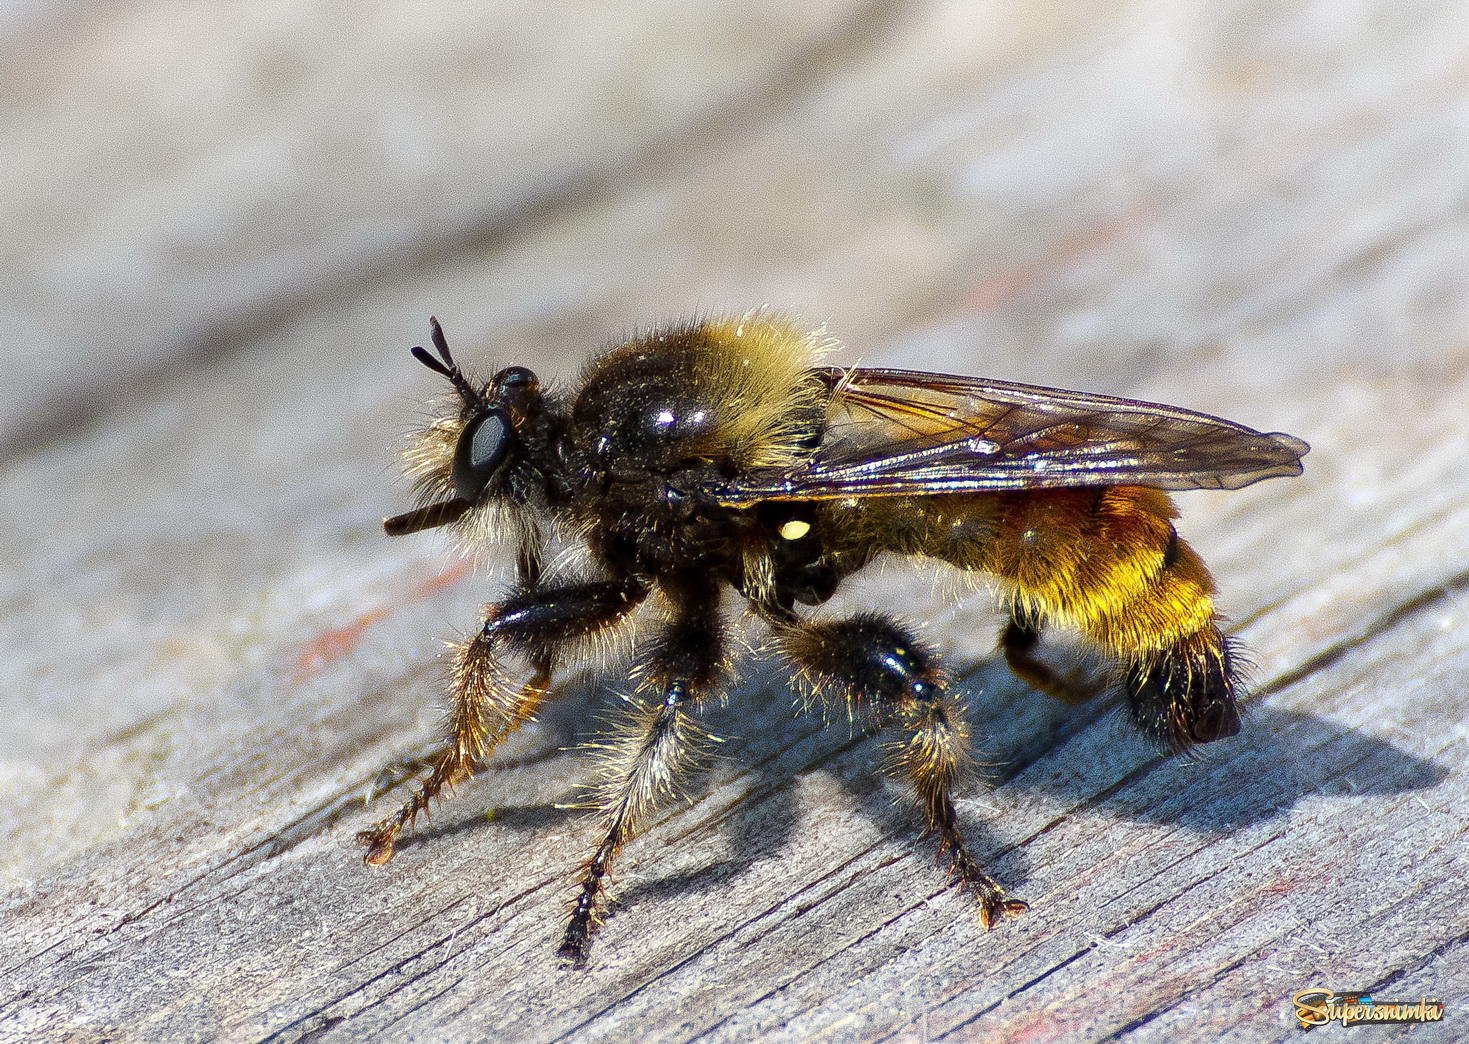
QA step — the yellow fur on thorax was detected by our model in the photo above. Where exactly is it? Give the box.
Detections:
[679,313,833,470]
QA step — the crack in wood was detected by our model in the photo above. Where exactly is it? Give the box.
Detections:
[1361,924,1469,997]
[1259,564,1469,699]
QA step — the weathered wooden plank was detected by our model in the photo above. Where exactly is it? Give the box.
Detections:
[3,0,1466,1040]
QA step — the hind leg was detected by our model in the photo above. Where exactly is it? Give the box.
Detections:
[776,612,1027,928]
[998,605,1102,705]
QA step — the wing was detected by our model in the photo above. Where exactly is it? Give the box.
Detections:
[703,367,1309,505]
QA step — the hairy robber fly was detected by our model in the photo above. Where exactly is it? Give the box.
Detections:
[358,314,1308,967]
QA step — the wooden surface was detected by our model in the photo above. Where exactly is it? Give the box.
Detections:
[3,2,1467,1040]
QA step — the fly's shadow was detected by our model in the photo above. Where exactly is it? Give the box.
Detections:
[362,646,1445,929]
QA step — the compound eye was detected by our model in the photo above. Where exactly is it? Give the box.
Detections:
[451,409,511,502]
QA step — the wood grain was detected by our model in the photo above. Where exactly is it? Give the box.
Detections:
[3,1,1466,1040]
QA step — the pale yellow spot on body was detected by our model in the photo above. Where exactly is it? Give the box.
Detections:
[779,519,811,541]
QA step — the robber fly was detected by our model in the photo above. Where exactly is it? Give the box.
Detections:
[357,313,1308,966]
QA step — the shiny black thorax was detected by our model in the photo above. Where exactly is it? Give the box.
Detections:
[515,337,814,593]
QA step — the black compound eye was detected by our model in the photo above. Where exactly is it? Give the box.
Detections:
[451,409,511,502]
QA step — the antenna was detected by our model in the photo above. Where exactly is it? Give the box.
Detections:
[409,317,484,409]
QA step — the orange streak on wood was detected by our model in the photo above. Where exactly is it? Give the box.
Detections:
[962,206,1149,313]
[411,557,474,598]
[994,1008,1074,1043]
[292,559,475,681]
[293,608,391,681]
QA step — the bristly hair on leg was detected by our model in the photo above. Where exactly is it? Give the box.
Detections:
[572,688,722,817]
[356,627,547,867]
[880,685,974,820]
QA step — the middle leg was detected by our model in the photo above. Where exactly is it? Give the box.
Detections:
[558,579,727,967]
[776,612,1028,928]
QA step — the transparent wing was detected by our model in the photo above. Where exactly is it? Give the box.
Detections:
[703,367,1309,505]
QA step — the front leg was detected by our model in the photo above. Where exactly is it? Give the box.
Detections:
[777,612,1028,928]
[358,576,648,865]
